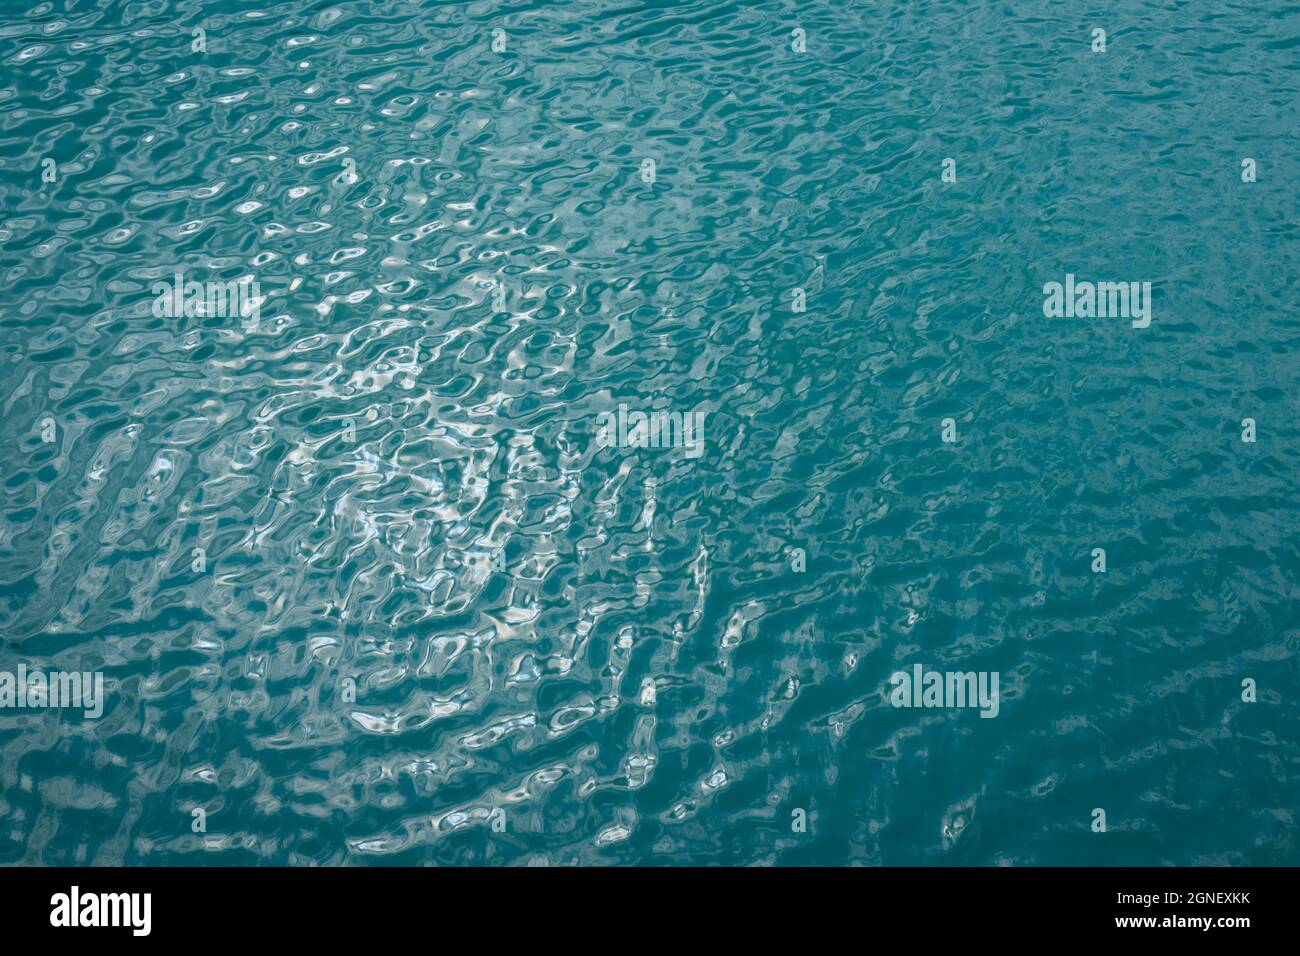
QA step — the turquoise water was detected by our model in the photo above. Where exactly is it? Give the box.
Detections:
[1,0,1297,866]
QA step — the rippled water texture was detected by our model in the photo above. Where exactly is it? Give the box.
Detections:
[0,0,1297,866]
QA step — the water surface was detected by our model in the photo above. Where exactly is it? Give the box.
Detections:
[0,0,1297,866]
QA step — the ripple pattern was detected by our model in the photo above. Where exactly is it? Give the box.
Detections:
[0,0,1297,866]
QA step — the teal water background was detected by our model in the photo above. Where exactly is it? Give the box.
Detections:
[0,0,1297,865]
